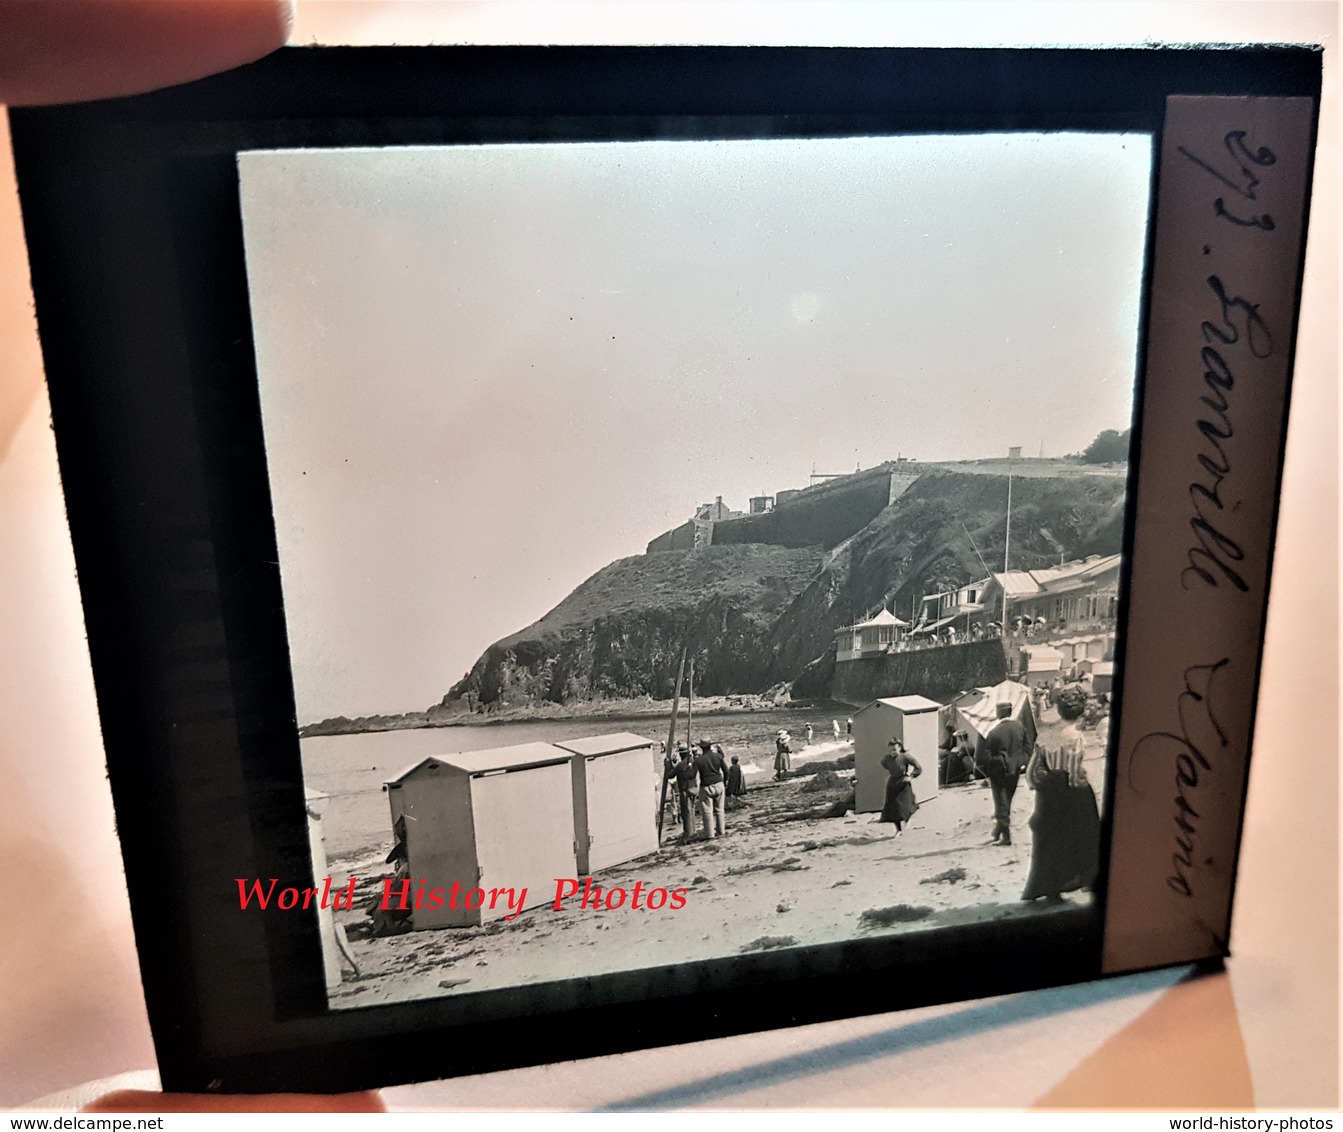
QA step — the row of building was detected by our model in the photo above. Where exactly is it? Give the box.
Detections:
[834,554,1122,674]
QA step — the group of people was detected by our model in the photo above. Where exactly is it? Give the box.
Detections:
[883,622,1005,653]
[881,700,1099,899]
[664,738,747,843]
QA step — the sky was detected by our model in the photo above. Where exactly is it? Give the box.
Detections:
[238,133,1151,721]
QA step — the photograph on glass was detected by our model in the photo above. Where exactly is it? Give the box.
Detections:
[238,133,1148,1008]
[8,45,1320,1091]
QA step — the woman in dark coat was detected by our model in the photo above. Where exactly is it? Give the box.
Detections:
[878,740,922,830]
[1021,746,1101,901]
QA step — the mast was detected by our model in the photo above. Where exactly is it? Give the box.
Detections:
[686,655,694,748]
[656,645,689,846]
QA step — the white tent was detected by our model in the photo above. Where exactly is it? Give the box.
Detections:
[943,680,1038,753]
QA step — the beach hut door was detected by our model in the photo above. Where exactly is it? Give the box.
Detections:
[584,752,655,873]
[468,763,575,920]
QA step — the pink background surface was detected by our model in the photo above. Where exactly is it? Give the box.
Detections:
[0,1,1335,1110]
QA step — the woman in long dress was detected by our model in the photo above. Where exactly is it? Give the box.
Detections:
[878,740,922,830]
[773,730,792,780]
[1021,746,1101,901]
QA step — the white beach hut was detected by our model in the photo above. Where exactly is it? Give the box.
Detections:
[383,742,577,929]
[1021,645,1065,685]
[553,732,659,874]
[851,695,943,813]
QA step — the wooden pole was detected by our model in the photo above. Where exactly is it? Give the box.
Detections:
[656,645,688,847]
[687,655,694,749]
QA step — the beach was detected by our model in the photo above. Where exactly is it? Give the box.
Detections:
[314,704,1107,1009]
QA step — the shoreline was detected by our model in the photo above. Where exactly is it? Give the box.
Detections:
[326,714,1106,1008]
[300,694,835,738]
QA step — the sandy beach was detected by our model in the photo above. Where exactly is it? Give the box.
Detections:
[325,707,1105,1010]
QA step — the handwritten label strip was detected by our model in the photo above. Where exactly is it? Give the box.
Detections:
[1103,95,1316,973]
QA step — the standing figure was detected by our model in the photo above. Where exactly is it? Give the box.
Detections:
[878,740,922,831]
[773,730,793,780]
[693,738,728,839]
[725,754,748,809]
[846,718,853,737]
[805,723,814,744]
[982,701,1028,845]
[832,719,842,740]
[1021,746,1100,901]
[671,744,698,844]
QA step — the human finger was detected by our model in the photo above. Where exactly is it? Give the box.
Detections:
[0,0,292,107]
[83,1088,385,1112]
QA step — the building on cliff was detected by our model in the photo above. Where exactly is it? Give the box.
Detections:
[909,554,1121,644]
[988,554,1122,633]
[912,579,993,640]
[646,466,916,555]
[834,607,910,661]
[830,553,1122,700]
[692,495,744,548]
[646,495,745,552]
[895,554,1122,686]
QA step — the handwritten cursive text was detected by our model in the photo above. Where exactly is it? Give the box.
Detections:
[1127,657,1231,898]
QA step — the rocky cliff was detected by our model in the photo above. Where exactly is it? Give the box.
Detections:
[446,543,824,705]
[443,464,1126,709]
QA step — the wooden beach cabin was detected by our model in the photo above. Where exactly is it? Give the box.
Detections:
[553,732,659,875]
[852,695,942,813]
[1020,645,1065,686]
[383,742,577,929]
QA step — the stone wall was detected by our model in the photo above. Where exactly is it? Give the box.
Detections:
[713,472,895,549]
[829,638,1008,706]
[646,519,696,554]
[888,470,921,505]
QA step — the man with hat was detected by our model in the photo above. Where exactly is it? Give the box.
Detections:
[669,743,698,844]
[983,701,1028,845]
[693,737,729,839]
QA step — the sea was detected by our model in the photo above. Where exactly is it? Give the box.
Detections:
[302,705,851,863]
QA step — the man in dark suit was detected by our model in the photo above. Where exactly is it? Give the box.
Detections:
[670,745,698,844]
[983,701,1028,845]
